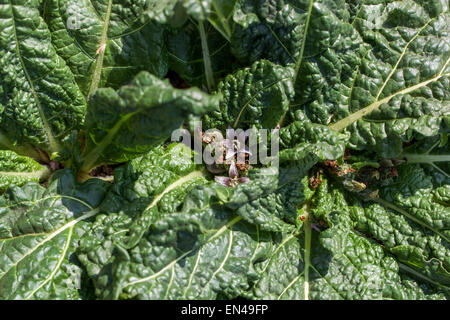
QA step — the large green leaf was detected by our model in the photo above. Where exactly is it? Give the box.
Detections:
[203,60,294,130]
[0,0,448,301]
[2,143,448,300]
[279,120,348,162]
[79,71,221,174]
[0,150,50,192]
[231,0,449,157]
[76,143,272,299]
[0,144,213,300]
[0,0,86,157]
[0,169,110,299]
[100,143,208,218]
[76,143,214,298]
[245,163,450,299]
[44,0,168,96]
[248,223,447,300]
[91,191,269,299]
[313,167,450,289]
[330,2,450,157]
[224,166,315,233]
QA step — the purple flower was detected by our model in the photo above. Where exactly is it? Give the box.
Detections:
[215,161,250,187]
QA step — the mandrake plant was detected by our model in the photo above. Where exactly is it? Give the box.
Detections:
[0,0,448,300]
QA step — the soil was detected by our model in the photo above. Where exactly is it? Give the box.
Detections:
[89,164,118,177]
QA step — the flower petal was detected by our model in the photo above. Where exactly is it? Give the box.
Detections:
[215,176,232,187]
[228,161,238,179]
[238,177,250,184]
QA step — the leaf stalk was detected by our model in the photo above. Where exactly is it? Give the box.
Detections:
[198,21,216,92]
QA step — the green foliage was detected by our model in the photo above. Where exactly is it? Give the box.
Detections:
[0,151,50,192]
[0,0,448,300]
[80,71,220,173]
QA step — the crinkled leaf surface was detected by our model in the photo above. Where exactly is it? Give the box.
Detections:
[76,143,269,299]
[313,167,450,289]
[279,121,348,162]
[0,0,86,156]
[249,223,447,300]
[76,144,210,296]
[80,71,220,173]
[0,0,449,301]
[0,169,110,299]
[243,163,449,300]
[204,60,294,130]
[44,0,168,96]
[0,150,50,192]
[100,192,268,300]
[230,0,450,157]
[0,143,449,300]
[225,166,315,233]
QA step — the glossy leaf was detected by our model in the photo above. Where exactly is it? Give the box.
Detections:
[279,121,348,162]
[231,0,450,157]
[249,223,447,299]
[0,150,50,192]
[204,60,294,131]
[0,0,86,157]
[0,170,110,299]
[313,169,450,289]
[80,71,220,174]
[45,0,168,96]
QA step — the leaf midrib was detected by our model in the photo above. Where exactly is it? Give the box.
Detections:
[293,0,314,83]
[0,208,99,280]
[374,19,434,102]
[88,0,113,97]
[0,194,95,213]
[303,209,312,300]
[80,111,135,173]
[198,230,234,297]
[329,25,450,132]
[0,168,50,179]
[24,226,74,300]
[330,64,450,132]
[279,0,314,127]
[209,0,232,41]
[8,2,59,153]
[144,170,206,212]
[123,215,243,288]
[233,77,292,128]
